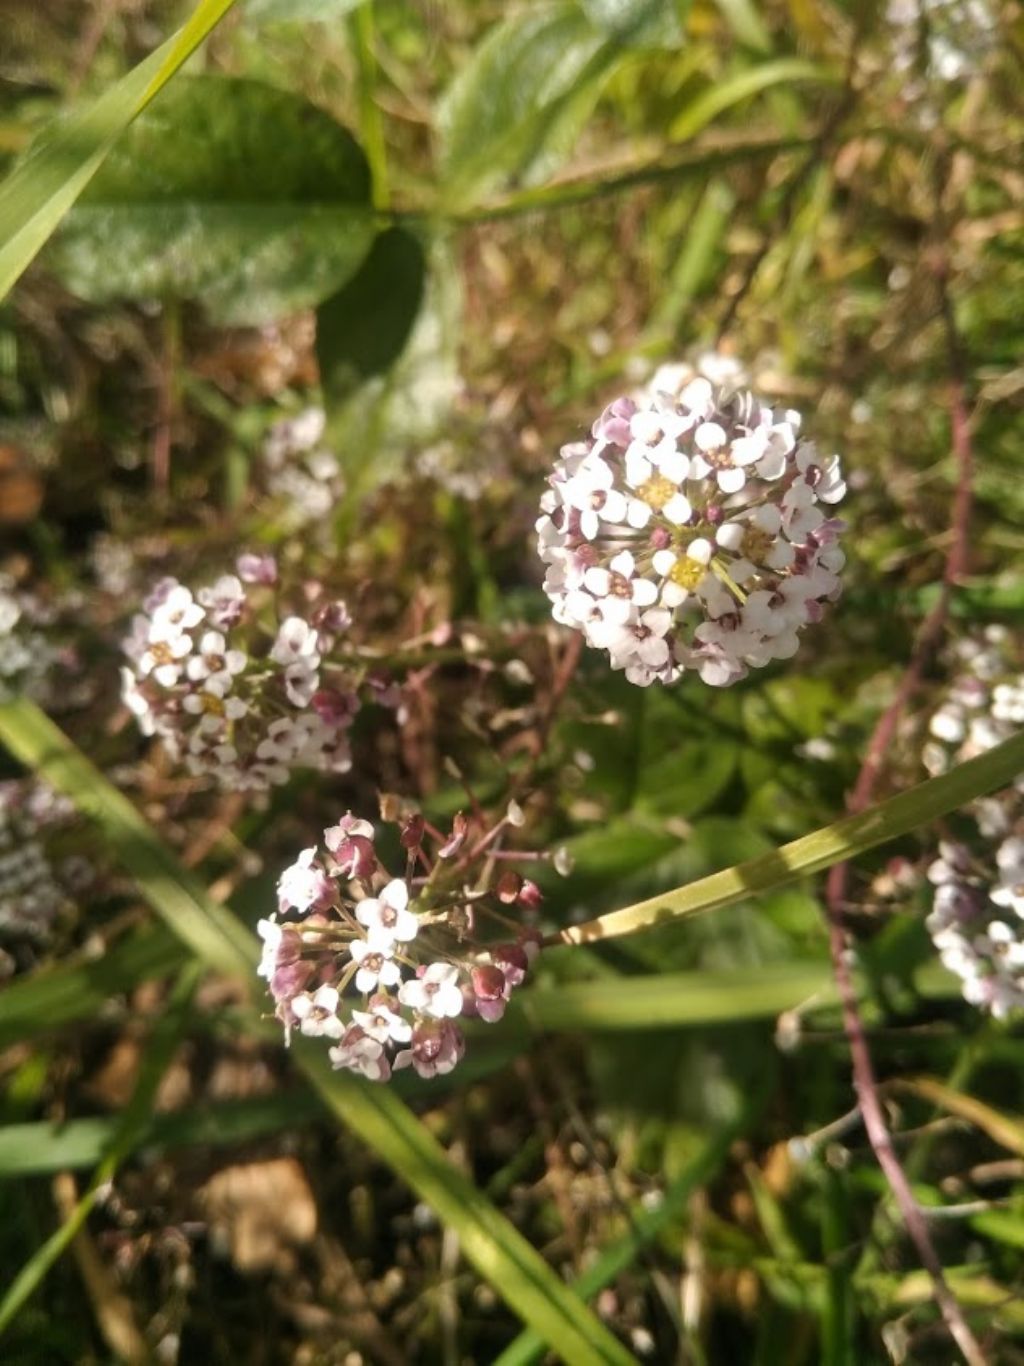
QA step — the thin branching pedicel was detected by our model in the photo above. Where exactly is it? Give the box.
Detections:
[259,806,545,1082]
[536,363,846,686]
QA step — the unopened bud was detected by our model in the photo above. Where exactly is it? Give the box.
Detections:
[400,813,425,849]
[497,870,522,904]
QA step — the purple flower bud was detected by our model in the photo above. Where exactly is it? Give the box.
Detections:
[400,813,426,850]
[592,396,637,448]
[493,944,529,987]
[518,879,544,909]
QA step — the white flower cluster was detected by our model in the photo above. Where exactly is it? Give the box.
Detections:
[261,408,344,530]
[0,576,89,709]
[927,837,1024,1020]
[536,365,846,687]
[121,559,360,792]
[924,626,1024,806]
[887,0,996,86]
[922,627,1024,1017]
[0,780,90,946]
[259,811,542,1082]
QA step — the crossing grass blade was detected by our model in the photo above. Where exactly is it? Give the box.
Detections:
[0,701,636,1366]
[555,727,1024,946]
[0,0,238,300]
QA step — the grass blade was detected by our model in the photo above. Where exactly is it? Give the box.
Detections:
[0,701,635,1366]
[0,0,237,300]
[556,728,1024,945]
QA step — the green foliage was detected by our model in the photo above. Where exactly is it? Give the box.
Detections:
[0,702,634,1366]
[0,0,239,300]
[437,4,616,204]
[316,225,426,411]
[50,77,376,323]
[581,0,687,47]
[245,0,365,21]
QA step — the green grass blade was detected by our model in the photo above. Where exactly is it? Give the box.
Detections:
[0,701,635,1366]
[557,728,1024,945]
[0,703,256,975]
[0,925,186,1049]
[668,58,836,142]
[0,963,200,1337]
[519,962,836,1030]
[0,0,237,300]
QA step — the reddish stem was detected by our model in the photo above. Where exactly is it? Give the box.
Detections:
[824,364,982,1364]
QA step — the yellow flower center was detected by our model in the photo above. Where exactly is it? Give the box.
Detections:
[703,447,734,470]
[201,693,225,716]
[669,559,706,590]
[149,642,174,666]
[638,475,677,511]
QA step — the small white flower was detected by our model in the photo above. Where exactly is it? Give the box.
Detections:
[398,962,463,1019]
[356,878,419,949]
[277,848,329,914]
[149,584,205,641]
[197,575,246,629]
[291,984,345,1038]
[349,938,402,993]
[271,617,321,668]
[351,1002,413,1045]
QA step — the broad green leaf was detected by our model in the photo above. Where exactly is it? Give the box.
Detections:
[0,0,238,301]
[0,702,634,1366]
[669,58,836,142]
[969,1211,1024,1251]
[51,77,376,324]
[246,0,364,20]
[437,5,616,204]
[316,225,426,410]
[330,234,461,501]
[581,0,686,47]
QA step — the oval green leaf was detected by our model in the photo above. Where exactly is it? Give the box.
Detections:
[50,76,376,324]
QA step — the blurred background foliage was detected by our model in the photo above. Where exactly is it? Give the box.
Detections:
[2,0,1024,1361]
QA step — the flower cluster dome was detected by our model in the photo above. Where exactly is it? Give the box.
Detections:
[536,366,846,686]
[259,809,543,1082]
[121,558,362,791]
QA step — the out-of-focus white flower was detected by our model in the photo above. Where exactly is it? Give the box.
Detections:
[121,572,361,792]
[536,367,845,687]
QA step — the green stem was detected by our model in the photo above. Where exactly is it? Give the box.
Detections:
[351,1,390,213]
